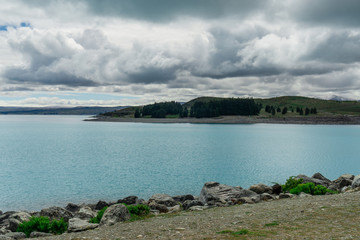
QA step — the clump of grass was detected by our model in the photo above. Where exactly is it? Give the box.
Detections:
[217,229,252,236]
[17,216,67,237]
[89,206,108,224]
[265,221,279,227]
[124,204,151,221]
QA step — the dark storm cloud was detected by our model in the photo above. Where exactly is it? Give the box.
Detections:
[303,32,360,64]
[5,68,98,87]
[126,66,178,84]
[83,0,264,22]
[292,0,360,27]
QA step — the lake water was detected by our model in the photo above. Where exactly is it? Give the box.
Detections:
[0,115,359,211]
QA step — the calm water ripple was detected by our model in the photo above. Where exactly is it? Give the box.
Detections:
[0,115,359,211]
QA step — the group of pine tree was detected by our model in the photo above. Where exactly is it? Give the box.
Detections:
[133,98,318,118]
[264,105,317,116]
[134,98,262,118]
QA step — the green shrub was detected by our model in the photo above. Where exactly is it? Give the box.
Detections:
[127,204,150,217]
[16,216,67,237]
[89,206,108,224]
[50,218,68,235]
[289,182,337,195]
[282,176,303,193]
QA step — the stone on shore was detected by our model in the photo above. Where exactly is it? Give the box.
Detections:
[351,175,360,188]
[148,202,168,213]
[117,196,139,205]
[199,182,258,206]
[29,231,53,238]
[68,218,99,232]
[95,200,109,210]
[272,184,282,195]
[40,207,74,222]
[172,195,195,204]
[7,212,32,232]
[249,183,273,194]
[99,204,130,226]
[182,200,204,210]
[260,193,275,201]
[333,174,354,189]
[75,207,97,220]
[296,174,337,190]
[148,194,176,207]
[2,232,26,239]
[65,203,81,213]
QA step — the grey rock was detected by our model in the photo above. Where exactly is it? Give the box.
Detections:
[148,194,176,207]
[29,231,53,238]
[40,207,73,222]
[341,186,351,193]
[351,175,360,188]
[117,196,139,205]
[4,232,26,239]
[167,205,181,213]
[249,183,273,194]
[99,204,130,226]
[65,203,81,213]
[8,212,31,232]
[95,200,109,211]
[0,212,15,226]
[296,174,330,187]
[148,202,168,213]
[312,172,331,183]
[172,195,195,203]
[238,195,261,204]
[272,184,282,195]
[182,200,204,210]
[260,193,275,201]
[299,192,312,197]
[0,235,11,240]
[0,227,11,235]
[0,211,2,215]
[199,182,258,206]
[189,206,207,211]
[279,193,293,199]
[68,218,99,232]
[334,174,355,189]
[75,207,96,220]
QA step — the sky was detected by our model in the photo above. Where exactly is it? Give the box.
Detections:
[0,0,360,107]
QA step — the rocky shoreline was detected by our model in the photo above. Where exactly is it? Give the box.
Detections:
[86,115,360,125]
[1,172,359,239]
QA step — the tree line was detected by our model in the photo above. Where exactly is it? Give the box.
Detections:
[135,98,262,118]
[264,105,317,116]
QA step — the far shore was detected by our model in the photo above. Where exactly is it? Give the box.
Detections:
[85,115,360,125]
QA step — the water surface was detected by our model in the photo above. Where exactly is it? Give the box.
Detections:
[0,115,359,211]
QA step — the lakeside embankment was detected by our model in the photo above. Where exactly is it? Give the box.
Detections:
[1,173,360,239]
[86,115,360,125]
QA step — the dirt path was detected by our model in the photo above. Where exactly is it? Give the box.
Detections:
[41,191,360,240]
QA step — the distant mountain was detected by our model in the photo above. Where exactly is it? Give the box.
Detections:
[330,95,350,101]
[0,106,127,115]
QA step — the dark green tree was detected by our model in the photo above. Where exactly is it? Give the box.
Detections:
[305,108,310,115]
[282,107,288,115]
[299,108,304,115]
[134,109,141,118]
[277,107,281,112]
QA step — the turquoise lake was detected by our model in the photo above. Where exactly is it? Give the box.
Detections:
[1,115,359,211]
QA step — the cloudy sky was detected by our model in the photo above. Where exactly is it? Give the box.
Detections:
[0,0,360,106]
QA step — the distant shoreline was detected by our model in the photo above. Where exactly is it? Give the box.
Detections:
[86,115,360,125]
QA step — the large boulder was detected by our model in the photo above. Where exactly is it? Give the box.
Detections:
[65,203,81,213]
[99,204,130,226]
[351,175,360,188]
[296,174,330,187]
[75,207,97,220]
[8,212,32,232]
[40,207,74,222]
[334,174,354,189]
[117,196,139,205]
[249,183,273,194]
[182,200,204,210]
[0,212,15,227]
[272,184,282,195]
[95,200,109,210]
[2,232,26,239]
[312,172,331,182]
[68,218,99,232]
[172,195,195,203]
[148,202,168,213]
[148,194,176,207]
[199,182,258,206]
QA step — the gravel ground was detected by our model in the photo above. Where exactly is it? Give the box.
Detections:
[40,191,360,240]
